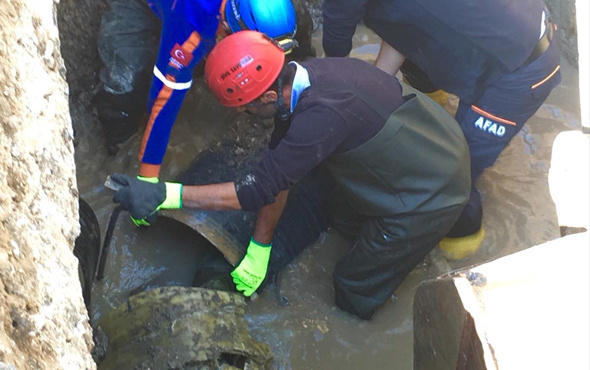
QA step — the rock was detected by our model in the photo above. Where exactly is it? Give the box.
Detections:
[544,0,578,67]
[0,362,17,370]
[1,0,95,368]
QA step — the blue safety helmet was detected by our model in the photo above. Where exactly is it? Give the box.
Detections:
[225,0,297,42]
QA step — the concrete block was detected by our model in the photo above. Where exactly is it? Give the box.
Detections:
[414,232,590,370]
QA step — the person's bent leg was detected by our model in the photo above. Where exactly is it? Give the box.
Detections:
[399,59,439,94]
[288,0,316,60]
[439,186,486,259]
[325,180,364,241]
[447,39,562,245]
[456,39,562,181]
[96,0,161,148]
[333,205,463,319]
[446,186,482,237]
[364,16,448,106]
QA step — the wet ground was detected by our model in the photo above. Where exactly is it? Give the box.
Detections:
[76,25,581,369]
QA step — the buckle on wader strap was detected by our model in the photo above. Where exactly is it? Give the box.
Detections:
[522,12,554,67]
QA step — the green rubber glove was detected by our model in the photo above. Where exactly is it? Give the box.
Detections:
[231,238,272,297]
[110,173,182,227]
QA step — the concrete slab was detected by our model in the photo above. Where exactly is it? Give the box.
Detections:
[414,232,590,370]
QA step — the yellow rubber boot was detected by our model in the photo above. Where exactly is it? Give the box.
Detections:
[425,89,449,106]
[438,228,485,260]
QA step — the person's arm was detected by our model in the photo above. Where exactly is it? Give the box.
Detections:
[121,104,353,217]
[374,40,406,76]
[252,190,289,244]
[228,106,351,297]
[168,181,289,243]
[322,0,371,57]
[179,179,290,242]
[110,175,275,215]
[230,190,289,296]
[119,105,350,216]
[181,182,241,210]
[138,16,214,178]
[164,179,289,297]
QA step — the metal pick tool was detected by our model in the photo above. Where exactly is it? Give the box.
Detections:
[104,175,123,191]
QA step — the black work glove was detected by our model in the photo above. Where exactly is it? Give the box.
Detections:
[110,173,166,224]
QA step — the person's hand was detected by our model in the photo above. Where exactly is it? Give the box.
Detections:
[110,173,182,226]
[131,176,160,226]
[231,238,272,296]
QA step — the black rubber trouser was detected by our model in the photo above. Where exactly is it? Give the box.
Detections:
[95,0,161,147]
[329,195,464,320]
[399,59,439,94]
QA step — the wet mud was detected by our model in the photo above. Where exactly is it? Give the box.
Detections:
[76,25,581,369]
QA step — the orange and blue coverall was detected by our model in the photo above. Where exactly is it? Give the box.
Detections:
[139,0,225,178]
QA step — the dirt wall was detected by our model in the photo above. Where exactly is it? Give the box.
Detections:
[0,0,94,369]
[57,0,106,161]
[545,0,578,67]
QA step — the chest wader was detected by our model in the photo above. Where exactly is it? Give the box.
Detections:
[323,86,470,320]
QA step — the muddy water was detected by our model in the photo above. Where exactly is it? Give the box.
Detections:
[76,24,581,369]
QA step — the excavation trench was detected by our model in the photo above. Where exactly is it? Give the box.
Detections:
[53,1,582,369]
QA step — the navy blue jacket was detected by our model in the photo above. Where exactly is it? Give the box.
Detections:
[323,0,548,101]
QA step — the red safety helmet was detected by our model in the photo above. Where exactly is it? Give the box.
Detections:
[205,31,285,107]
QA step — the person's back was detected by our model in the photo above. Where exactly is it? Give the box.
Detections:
[238,57,470,223]
[323,0,548,101]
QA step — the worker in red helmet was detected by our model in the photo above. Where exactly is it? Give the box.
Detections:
[109,31,471,319]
